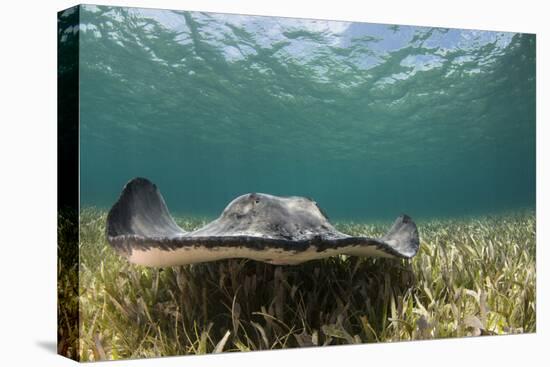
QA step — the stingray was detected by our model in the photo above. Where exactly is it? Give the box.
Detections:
[106,177,420,267]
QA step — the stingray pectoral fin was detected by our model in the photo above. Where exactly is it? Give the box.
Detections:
[340,215,419,259]
[378,214,420,258]
[106,177,186,257]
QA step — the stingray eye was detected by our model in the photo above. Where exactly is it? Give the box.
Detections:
[249,194,260,205]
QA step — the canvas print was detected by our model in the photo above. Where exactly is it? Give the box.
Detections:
[57,4,536,362]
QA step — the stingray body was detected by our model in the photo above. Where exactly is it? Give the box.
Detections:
[106,177,420,266]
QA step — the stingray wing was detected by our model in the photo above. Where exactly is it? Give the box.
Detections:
[106,177,186,239]
[106,177,420,266]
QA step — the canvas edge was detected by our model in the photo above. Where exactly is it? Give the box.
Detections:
[57,4,81,362]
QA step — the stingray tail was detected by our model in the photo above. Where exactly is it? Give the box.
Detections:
[381,214,420,258]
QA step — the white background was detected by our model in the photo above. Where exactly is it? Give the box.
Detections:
[0,0,547,365]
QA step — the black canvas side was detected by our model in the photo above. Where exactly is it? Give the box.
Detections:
[57,5,80,361]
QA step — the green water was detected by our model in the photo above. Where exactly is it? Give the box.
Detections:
[66,5,535,221]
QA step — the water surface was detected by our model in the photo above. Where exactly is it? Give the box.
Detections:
[63,5,535,220]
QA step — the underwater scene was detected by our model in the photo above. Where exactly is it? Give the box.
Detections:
[57,4,535,361]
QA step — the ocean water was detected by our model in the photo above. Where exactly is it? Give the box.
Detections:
[67,5,535,221]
